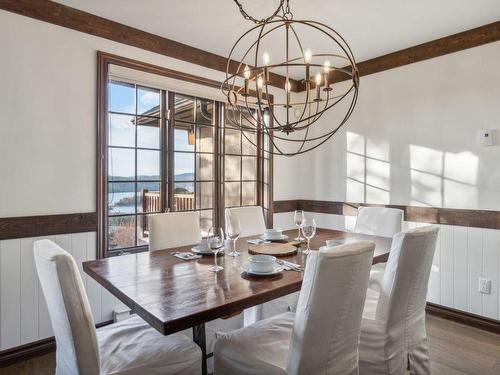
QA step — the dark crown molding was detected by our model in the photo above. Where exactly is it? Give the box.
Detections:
[0,0,299,91]
[298,21,500,90]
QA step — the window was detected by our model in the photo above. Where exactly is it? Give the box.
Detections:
[107,81,162,251]
[101,72,272,257]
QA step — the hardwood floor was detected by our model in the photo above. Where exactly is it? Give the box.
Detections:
[0,315,499,374]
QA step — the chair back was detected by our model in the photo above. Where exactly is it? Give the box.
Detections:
[375,226,439,326]
[355,206,404,238]
[287,241,375,375]
[34,240,100,375]
[149,211,201,251]
[225,206,266,237]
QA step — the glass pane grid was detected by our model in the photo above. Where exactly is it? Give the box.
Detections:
[107,81,162,252]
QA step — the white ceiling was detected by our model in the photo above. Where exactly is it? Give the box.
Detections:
[55,0,500,63]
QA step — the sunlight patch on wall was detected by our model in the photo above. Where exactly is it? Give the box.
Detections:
[409,145,479,208]
[346,131,391,204]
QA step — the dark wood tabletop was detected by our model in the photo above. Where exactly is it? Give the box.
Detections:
[83,228,392,335]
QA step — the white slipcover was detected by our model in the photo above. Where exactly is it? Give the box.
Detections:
[148,211,243,373]
[355,206,404,238]
[359,225,439,375]
[149,211,201,251]
[224,206,299,324]
[225,206,266,237]
[33,239,201,375]
[214,241,376,375]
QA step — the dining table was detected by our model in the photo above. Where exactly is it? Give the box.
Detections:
[83,228,392,375]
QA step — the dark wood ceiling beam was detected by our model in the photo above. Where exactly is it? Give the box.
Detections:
[0,0,299,91]
[296,20,500,91]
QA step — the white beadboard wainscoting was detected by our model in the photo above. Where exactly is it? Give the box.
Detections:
[299,212,500,321]
[0,232,123,350]
[1,215,499,351]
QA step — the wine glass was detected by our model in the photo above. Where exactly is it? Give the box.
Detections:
[294,210,305,241]
[207,227,224,272]
[226,218,241,257]
[301,218,316,255]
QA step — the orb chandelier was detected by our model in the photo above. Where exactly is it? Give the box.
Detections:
[222,0,359,156]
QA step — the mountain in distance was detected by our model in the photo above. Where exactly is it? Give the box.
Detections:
[109,173,195,193]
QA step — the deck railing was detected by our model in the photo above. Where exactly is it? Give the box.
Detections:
[141,190,195,236]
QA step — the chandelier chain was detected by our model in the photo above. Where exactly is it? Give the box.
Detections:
[233,0,285,24]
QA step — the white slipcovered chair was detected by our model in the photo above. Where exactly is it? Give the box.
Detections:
[34,239,201,375]
[355,206,404,238]
[148,211,243,371]
[225,206,297,324]
[149,211,202,251]
[224,206,266,237]
[359,225,439,375]
[214,240,376,375]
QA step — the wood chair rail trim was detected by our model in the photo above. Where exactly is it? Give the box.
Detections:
[273,199,500,230]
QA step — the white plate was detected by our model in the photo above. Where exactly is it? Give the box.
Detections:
[259,234,289,241]
[241,262,284,276]
[191,246,224,255]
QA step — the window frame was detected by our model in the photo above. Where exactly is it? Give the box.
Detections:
[97,52,273,258]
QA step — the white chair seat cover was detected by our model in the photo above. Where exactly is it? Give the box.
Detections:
[359,226,438,375]
[98,316,201,375]
[215,312,294,375]
[215,241,376,375]
[355,207,404,238]
[34,239,202,375]
[368,262,386,293]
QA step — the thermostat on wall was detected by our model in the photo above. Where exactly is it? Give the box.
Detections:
[477,129,493,146]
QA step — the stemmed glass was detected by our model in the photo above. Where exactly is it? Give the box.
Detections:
[207,227,225,272]
[294,210,305,241]
[226,217,241,257]
[301,218,316,255]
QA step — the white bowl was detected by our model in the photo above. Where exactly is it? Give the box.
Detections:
[248,255,276,273]
[263,229,283,240]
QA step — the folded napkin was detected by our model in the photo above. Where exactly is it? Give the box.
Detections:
[172,252,202,260]
[280,260,303,271]
[247,239,270,245]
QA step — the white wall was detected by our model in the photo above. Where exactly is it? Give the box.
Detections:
[297,41,500,209]
[295,41,500,320]
[0,10,301,350]
[0,10,300,219]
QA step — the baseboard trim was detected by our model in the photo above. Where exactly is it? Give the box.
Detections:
[426,303,500,335]
[0,320,113,368]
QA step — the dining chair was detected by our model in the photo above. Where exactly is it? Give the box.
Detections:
[359,225,439,375]
[355,206,404,238]
[225,206,266,237]
[225,206,299,325]
[34,239,201,375]
[148,211,243,372]
[214,240,376,375]
[149,211,202,251]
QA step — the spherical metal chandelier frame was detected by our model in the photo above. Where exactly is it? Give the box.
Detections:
[222,0,359,156]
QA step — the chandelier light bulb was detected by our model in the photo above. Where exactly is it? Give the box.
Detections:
[315,72,322,85]
[257,76,264,89]
[304,49,312,64]
[263,52,270,66]
[323,60,331,73]
[243,65,251,79]
[285,80,291,92]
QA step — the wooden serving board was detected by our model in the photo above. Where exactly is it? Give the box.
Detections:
[248,242,298,257]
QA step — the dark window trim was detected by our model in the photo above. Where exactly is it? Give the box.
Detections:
[97,52,274,258]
